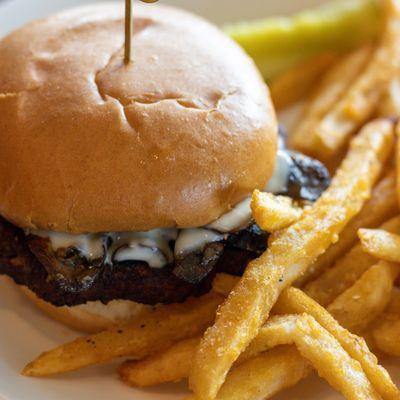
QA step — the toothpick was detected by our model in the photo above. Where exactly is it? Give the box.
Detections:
[124,0,159,64]
[124,0,133,64]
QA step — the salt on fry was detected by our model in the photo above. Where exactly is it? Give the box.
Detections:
[359,228,400,262]
[189,119,394,400]
[289,46,372,155]
[297,171,398,287]
[251,191,302,232]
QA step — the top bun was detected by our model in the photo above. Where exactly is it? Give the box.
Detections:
[0,3,277,233]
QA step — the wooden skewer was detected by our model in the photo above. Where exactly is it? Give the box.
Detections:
[124,0,159,64]
[124,0,133,64]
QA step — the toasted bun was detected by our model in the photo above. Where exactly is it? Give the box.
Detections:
[0,3,277,233]
[21,286,152,333]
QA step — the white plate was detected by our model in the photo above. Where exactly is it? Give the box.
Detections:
[0,1,399,400]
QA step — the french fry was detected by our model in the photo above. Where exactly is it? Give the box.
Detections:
[386,287,400,314]
[289,46,372,154]
[397,122,400,207]
[189,119,393,400]
[373,316,400,357]
[243,314,381,400]
[305,244,376,306]
[185,347,311,400]
[118,316,310,388]
[274,288,400,400]
[189,315,385,400]
[212,274,239,297]
[371,286,400,357]
[379,77,400,117]
[327,261,398,333]
[119,337,198,387]
[121,276,399,397]
[251,191,302,232]
[305,216,400,306]
[310,0,400,161]
[270,52,337,110]
[359,228,400,262]
[22,292,223,377]
[297,171,398,287]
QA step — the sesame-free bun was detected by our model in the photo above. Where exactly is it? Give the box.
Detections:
[0,3,277,233]
[21,286,152,333]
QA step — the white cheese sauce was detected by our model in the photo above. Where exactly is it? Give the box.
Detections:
[175,229,224,257]
[30,150,292,268]
[265,150,291,194]
[207,198,252,233]
[108,229,178,268]
[33,231,105,260]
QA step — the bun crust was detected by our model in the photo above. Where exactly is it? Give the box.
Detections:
[21,286,151,333]
[0,3,277,233]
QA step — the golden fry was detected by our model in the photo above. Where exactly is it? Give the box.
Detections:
[359,228,400,262]
[297,171,398,287]
[186,347,311,400]
[289,46,372,155]
[274,288,399,400]
[196,313,385,400]
[371,286,400,357]
[249,314,381,400]
[373,316,400,357]
[386,287,400,314]
[119,337,198,387]
[270,52,337,110]
[397,122,400,207]
[251,191,302,232]
[312,0,400,161]
[304,216,400,306]
[120,278,399,397]
[379,77,400,117]
[212,274,239,297]
[327,261,398,333]
[189,119,393,400]
[22,292,222,377]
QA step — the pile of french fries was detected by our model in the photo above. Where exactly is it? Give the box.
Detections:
[21,0,400,399]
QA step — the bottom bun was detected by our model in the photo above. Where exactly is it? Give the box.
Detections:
[20,286,153,334]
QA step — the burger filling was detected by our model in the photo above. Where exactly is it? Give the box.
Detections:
[0,144,330,306]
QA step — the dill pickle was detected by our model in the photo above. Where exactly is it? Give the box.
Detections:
[225,0,382,80]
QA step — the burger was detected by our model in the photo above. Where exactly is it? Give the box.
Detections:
[0,3,329,333]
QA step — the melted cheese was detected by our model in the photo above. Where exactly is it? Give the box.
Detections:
[175,229,224,257]
[109,229,178,268]
[265,150,291,194]
[34,231,105,259]
[207,198,252,233]
[31,151,292,267]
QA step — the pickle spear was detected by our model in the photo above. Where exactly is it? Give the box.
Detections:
[225,0,382,80]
